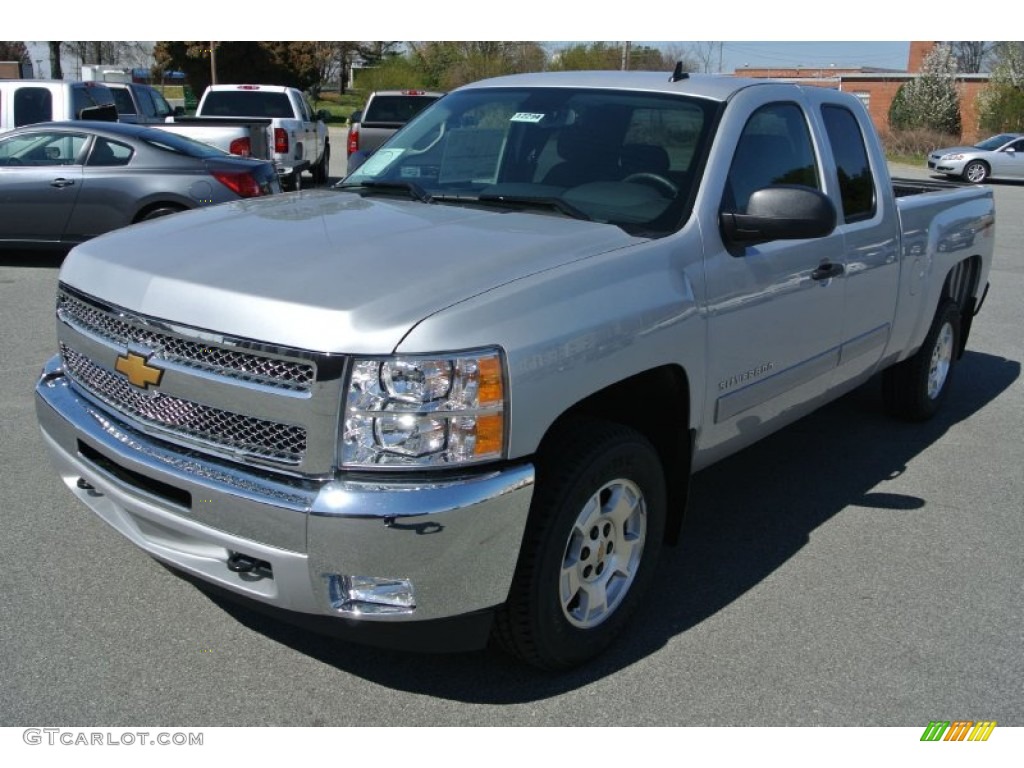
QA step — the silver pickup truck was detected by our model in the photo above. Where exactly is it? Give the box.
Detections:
[346,89,444,174]
[35,70,994,669]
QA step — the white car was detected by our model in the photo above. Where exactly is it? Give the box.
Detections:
[928,133,1024,183]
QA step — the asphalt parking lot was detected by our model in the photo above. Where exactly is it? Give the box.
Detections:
[1,161,1021,727]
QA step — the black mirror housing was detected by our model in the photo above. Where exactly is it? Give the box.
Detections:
[720,185,837,245]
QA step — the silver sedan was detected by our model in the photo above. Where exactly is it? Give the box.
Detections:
[928,132,1024,183]
[0,120,281,250]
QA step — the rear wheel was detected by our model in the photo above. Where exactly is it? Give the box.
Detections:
[283,171,303,192]
[883,299,961,421]
[962,160,989,184]
[494,420,666,669]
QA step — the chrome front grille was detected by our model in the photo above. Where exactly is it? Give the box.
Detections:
[61,345,308,464]
[58,291,315,392]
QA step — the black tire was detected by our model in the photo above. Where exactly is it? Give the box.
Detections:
[283,171,302,192]
[494,419,666,670]
[139,205,185,222]
[962,160,989,184]
[883,299,961,421]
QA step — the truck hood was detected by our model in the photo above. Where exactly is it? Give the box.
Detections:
[60,189,642,354]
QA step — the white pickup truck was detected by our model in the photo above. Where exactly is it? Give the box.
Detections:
[36,70,994,669]
[0,80,119,132]
[188,84,330,190]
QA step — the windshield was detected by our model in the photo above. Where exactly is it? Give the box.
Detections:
[341,87,717,236]
[975,134,1017,151]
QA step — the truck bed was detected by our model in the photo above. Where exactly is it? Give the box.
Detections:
[892,176,966,197]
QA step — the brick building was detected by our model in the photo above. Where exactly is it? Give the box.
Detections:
[734,42,990,142]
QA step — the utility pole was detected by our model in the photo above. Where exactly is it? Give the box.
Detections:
[621,41,632,71]
[210,42,218,85]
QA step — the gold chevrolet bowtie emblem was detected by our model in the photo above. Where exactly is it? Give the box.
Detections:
[114,352,164,389]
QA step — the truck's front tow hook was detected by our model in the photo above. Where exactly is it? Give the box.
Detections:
[226,552,260,573]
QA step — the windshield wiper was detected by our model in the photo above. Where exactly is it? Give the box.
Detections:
[476,193,591,222]
[341,180,434,203]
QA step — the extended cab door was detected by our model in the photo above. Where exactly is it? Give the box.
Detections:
[698,88,846,459]
[295,92,318,164]
[810,91,900,388]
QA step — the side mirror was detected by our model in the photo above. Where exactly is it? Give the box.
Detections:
[720,185,837,246]
[349,110,362,125]
[173,105,185,117]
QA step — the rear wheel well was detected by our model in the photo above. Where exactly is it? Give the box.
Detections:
[942,255,983,357]
[133,202,188,223]
[537,365,692,544]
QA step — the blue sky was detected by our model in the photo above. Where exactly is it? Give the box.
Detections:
[704,42,911,73]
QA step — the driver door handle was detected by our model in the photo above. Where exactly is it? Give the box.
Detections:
[811,262,844,281]
[50,178,76,188]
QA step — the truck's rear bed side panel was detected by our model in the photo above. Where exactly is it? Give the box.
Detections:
[886,185,995,365]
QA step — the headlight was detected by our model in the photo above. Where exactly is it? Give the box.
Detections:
[341,348,506,468]
[942,153,964,161]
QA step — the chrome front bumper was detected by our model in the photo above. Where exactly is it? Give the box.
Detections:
[35,356,534,640]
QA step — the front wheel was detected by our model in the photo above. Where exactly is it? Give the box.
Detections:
[494,420,666,669]
[883,298,961,421]
[962,160,989,184]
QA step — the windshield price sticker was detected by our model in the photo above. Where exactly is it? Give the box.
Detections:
[358,148,404,176]
[510,112,546,123]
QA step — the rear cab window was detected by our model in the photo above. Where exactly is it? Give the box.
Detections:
[201,90,293,118]
[363,94,442,126]
[820,104,876,222]
[111,88,137,116]
[14,87,54,126]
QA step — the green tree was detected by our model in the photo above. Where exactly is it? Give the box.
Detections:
[406,42,545,90]
[888,43,961,136]
[548,42,621,71]
[977,42,1024,133]
[154,42,324,96]
[548,42,675,73]
[0,41,29,63]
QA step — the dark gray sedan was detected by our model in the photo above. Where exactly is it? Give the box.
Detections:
[0,120,280,249]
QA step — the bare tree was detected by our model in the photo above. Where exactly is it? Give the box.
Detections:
[689,42,723,73]
[64,41,154,73]
[947,41,994,73]
[48,41,63,79]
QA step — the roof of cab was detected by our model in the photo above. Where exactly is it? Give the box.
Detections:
[455,70,770,102]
